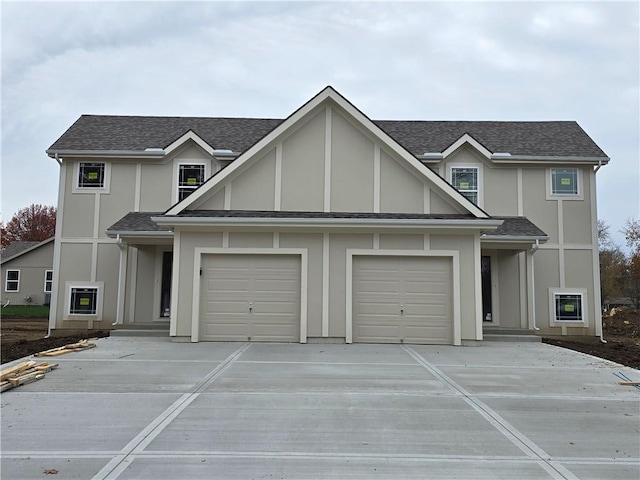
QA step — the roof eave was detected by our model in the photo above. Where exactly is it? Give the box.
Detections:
[105,230,173,238]
[47,149,166,159]
[481,235,549,243]
[489,155,609,165]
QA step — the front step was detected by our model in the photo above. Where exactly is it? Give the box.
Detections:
[483,327,541,343]
[111,322,170,337]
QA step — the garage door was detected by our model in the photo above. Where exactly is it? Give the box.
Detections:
[353,256,452,344]
[200,254,301,342]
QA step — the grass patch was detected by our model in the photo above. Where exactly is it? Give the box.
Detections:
[1,305,50,318]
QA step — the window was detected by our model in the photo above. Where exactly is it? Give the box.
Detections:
[44,270,53,293]
[69,287,98,315]
[554,293,583,322]
[178,164,206,201]
[451,167,479,205]
[78,162,105,188]
[5,270,19,292]
[551,168,578,196]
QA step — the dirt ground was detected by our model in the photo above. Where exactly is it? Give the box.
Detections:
[1,311,639,368]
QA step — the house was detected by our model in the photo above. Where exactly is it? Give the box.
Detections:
[45,86,608,343]
[1,238,55,306]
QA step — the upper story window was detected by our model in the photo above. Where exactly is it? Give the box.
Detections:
[178,164,206,201]
[551,168,578,195]
[450,166,479,205]
[78,163,105,188]
[44,270,53,293]
[5,270,19,292]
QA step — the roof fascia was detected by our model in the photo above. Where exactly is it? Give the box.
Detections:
[163,130,215,156]
[481,235,549,243]
[0,237,55,265]
[46,149,165,159]
[489,155,610,165]
[441,133,493,159]
[105,230,173,238]
[152,215,502,230]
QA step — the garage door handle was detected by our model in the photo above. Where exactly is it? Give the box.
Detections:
[400,305,404,315]
[249,302,253,313]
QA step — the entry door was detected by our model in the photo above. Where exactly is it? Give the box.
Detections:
[199,254,301,342]
[353,256,453,344]
[481,255,493,322]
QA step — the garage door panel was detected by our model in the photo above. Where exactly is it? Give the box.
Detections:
[353,256,453,345]
[200,254,301,342]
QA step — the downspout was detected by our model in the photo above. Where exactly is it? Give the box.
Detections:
[531,239,540,331]
[594,160,607,343]
[54,153,62,166]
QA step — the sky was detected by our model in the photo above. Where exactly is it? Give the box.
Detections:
[1,0,639,249]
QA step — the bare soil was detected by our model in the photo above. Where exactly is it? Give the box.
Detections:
[1,312,639,368]
[1,318,109,364]
[543,308,640,370]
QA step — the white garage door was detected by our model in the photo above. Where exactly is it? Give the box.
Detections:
[353,256,453,344]
[200,254,301,342]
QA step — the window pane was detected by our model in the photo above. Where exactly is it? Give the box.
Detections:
[452,168,478,190]
[70,287,97,315]
[44,271,53,293]
[5,270,19,292]
[178,165,205,201]
[7,270,19,280]
[78,163,105,188]
[555,294,583,321]
[551,169,577,195]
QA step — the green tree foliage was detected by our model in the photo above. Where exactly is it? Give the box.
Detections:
[0,204,56,249]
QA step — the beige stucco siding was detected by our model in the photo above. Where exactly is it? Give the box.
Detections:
[430,234,478,339]
[96,243,119,322]
[130,246,156,323]
[379,151,424,213]
[379,234,424,250]
[99,163,136,235]
[229,232,274,248]
[330,112,374,212]
[280,111,325,211]
[523,169,559,243]
[430,191,463,214]
[533,249,560,329]
[496,251,522,329]
[279,233,323,337]
[140,162,173,210]
[62,183,96,238]
[230,149,276,210]
[484,168,518,216]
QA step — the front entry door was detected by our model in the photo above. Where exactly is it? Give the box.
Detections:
[481,255,493,322]
[160,251,172,318]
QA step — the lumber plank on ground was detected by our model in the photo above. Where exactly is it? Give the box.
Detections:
[0,381,14,392]
[0,361,37,381]
[35,340,96,357]
[8,372,45,386]
[619,381,640,386]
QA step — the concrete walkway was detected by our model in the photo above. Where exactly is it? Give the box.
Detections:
[1,338,638,479]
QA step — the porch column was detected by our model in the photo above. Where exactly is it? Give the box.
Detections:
[114,239,128,325]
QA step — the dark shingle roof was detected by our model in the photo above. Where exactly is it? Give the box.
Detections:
[107,211,545,241]
[486,217,547,238]
[1,238,55,263]
[49,115,608,159]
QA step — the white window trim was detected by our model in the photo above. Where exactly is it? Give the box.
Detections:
[174,162,208,204]
[546,168,583,201]
[5,269,20,292]
[448,164,483,208]
[44,270,53,293]
[63,282,104,321]
[548,288,588,327]
[72,161,111,194]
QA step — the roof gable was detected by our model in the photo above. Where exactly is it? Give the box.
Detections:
[166,86,488,218]
[1,237,55,264]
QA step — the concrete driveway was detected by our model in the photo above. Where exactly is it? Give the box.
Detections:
[1,337,638,480]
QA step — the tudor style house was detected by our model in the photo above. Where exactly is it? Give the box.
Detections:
[46,87,608,344]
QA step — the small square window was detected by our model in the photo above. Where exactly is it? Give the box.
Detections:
[451,167,479,205]
[78,163,105,188]
[5,270,19,292]
[178,164,205,201]
[44,270,53,293]
[69,287,98,315]
[551,168,578,195]
[554,293,583,322]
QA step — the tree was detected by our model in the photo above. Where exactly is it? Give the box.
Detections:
[1,204,56,249]
[598,220,626,306]
[621,218,640,308]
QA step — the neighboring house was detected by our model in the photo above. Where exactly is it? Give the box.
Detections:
[1,238,55,306]
[45,86,608,344]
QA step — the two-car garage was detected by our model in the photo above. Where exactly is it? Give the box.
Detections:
[197,252,454,345]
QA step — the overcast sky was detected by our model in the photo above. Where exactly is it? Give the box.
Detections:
[1,0,638,248]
